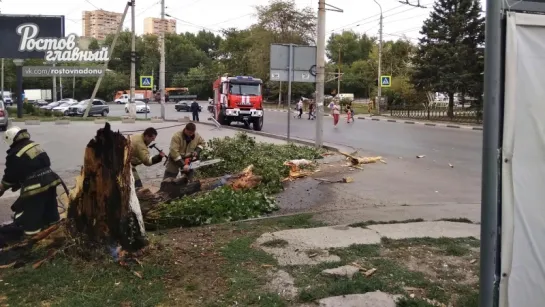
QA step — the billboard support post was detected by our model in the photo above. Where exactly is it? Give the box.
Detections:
[13,59,24,118]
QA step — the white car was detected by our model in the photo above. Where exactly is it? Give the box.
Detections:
[52,100,80,115]
[125,101,150,113]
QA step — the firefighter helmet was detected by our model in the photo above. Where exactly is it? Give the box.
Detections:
[4,126,22,146]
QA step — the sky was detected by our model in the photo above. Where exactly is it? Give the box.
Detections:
[1,0,437,43]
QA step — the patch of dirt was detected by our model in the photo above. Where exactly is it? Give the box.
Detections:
[381,245,479,286]
[154,226,230,306]
[265,269,298,300]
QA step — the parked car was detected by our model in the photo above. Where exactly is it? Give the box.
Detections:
[175,101,201,112]
[40,101,62,110]
[0,101,8,131]
[30,99,50,107]
[52,100,80,115]
[124,101,150,113]
[67,99,109,117]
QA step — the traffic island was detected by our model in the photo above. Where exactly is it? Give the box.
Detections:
[150,117,164,123]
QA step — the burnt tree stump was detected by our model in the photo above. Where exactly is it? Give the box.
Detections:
[67,123,147,252]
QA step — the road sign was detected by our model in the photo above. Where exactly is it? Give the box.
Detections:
[381,76,391,87]
[270,44,317,83]
[140,76,153,88]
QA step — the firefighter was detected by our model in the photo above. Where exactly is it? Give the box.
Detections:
[129,127,165,188]
[0,126,62,237]
[163,123,205,181]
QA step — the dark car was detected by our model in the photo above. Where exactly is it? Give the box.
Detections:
[67,99,109,116]
[175,101,201,112]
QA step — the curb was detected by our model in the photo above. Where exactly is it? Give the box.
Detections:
[121,118,136,124]
[24,120,40,125]
[164,119,340,152]
[94,119,106,124]
[55,119,70,125]
[264,109,482,131]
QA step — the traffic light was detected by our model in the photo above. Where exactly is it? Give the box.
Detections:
[375,79,379,86]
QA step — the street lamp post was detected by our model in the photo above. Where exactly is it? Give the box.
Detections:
[373,0,383,113]
[13,59,24,118]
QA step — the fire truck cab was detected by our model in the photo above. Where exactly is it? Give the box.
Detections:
[213,75,264,131]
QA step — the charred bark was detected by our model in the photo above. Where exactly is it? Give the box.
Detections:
[67,123,147,252]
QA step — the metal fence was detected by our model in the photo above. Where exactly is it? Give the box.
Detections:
[389,106,483,124]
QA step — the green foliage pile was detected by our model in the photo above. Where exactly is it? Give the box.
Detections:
[151,133,324,228]
[7,104,64,118]
[153,188,277,228]
[199,133,324,193]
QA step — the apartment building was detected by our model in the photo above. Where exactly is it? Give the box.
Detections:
[144,17,176,35]
[82,10,123,40]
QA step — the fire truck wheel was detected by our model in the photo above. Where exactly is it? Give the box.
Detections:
[252,116,263,131]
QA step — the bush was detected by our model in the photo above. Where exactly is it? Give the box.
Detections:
[151,132,325,228]
[7,103,63,118]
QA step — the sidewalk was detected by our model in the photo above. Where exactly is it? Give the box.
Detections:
[264,107,483,131]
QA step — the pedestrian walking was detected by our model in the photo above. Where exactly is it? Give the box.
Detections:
[331,102,340,127]
[190,100,200,122]
[346,105,353,123]
[308,101,315,120]
[297,99,303,119]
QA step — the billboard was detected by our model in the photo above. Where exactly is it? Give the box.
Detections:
[0,14,65,59]
[499,11,545,307]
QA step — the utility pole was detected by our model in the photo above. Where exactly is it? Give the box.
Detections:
[72,75,75,99]
[59,76,63,100]
[315,0,326,148]
[337,48,341,95]
[315,1,343,147]
[52,63,57,102]
[1,59,4,101]
[128,0,137,118]
[159,0,166,119]
[83,2,130,117]
[278,81,282,107]
[374,0,383,113]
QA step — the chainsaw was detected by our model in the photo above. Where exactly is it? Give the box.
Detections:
[187,158,223,170]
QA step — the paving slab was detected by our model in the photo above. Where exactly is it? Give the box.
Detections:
[368,221,480,240]
[322,265,360,279]
[256,226,381,265]
[257,226,381,249]
[315,291,401,307]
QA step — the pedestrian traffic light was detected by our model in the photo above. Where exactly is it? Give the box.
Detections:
[375,79,379,86]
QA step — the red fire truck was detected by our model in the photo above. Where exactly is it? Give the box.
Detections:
[212,74,264,131]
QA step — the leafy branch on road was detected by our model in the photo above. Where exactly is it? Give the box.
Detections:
[149,132,325,228]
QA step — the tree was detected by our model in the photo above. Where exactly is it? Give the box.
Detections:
[326,31,375,66]
[88,38,100,51]
[255,0,316,44]
[411,0,485,117]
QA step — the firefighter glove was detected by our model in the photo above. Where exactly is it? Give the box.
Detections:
[175,159,185,169]
[151,154,163,165]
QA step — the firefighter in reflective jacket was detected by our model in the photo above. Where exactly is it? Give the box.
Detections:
[129,127,165,188]
[163,123,205,181]
[0,127,61,235]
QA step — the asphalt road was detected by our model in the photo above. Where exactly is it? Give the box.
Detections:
[106,101,208,119]
[109,104,483,203]
[138,103,483,205]
[261,110,483,206]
